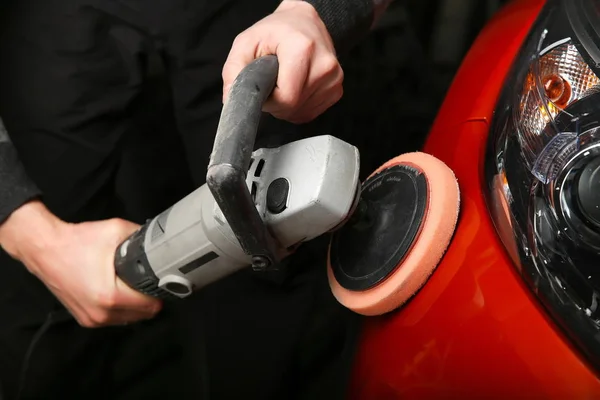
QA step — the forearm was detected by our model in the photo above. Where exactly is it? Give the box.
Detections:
[302,0,394,54]
[0,117,42,225]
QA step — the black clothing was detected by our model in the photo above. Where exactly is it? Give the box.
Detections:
[0,123,41,224]
[0,0,388,225]
[306,0,375,54]
[0,1,361,398]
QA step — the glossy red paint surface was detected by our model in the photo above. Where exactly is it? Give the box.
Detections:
[349,0,600,398]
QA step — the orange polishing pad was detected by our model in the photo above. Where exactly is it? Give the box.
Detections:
[327,152,460,316]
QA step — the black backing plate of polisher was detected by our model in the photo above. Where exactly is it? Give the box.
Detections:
[330,164,428,292]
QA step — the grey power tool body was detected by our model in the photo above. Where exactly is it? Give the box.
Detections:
[114,56,361,299]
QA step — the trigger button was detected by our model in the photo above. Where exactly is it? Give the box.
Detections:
[267,178,289,214]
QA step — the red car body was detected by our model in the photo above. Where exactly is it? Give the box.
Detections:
[349,0,600,398]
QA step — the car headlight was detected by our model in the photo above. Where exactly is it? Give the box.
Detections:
[485,0,600,368]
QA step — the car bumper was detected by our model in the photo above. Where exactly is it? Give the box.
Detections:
[348,0,600,398]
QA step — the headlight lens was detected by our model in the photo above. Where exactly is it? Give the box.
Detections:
[485,0,600,368]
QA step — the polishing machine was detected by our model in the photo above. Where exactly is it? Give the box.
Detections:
[114,55,460,315]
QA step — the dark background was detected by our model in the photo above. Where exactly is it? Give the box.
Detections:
[322,0,511,179]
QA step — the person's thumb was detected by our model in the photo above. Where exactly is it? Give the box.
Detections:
[111,218,140,240]
[114,276,163,311]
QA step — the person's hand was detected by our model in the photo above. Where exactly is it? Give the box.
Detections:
[222,0,343,124]
[0,201,162,328]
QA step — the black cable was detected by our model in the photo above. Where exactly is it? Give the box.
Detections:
[15,312,55,400]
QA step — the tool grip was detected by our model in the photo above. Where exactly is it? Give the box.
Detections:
[209,55,279,175]
[206,55,281,270]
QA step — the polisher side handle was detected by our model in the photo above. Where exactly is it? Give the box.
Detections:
[206,55,281,271]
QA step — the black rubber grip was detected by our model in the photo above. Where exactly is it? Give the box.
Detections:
[206,55,281,270]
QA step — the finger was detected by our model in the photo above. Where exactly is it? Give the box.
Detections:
[100,218,141,252]
[84,290,159,328]
[263,36,313,117]
[112,219,141,242]
[222,34,259,102]
[45,286,97,327]
[63,301,95,327]
[82,309,156,328]
[107,309,159,326]
[69,301,105,329]
[113,277,163,313]
[287,78,343,124]
[267,47,342,121]
[296,50,343,103]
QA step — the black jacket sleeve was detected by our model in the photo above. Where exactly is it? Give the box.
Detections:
[302,0,393,54]
[0,117,42,224]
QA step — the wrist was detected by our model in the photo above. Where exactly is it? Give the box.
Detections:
[296,0,376,55]
[277,0,321,17]
[0,200,66,263]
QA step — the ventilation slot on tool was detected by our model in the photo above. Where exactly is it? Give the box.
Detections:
[251,182,258,203]
[179,251,219,274]
[254,159,265,177]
